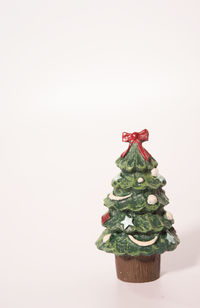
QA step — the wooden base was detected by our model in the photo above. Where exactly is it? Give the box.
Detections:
[115,254,160,283]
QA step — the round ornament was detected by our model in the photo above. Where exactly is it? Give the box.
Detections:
[166,211,173,221]
[137,177,144,183]
[147,194,158,205]
[151,168,159,177]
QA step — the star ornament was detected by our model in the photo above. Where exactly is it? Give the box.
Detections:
[166,232,176,244]
[121,216,134,229]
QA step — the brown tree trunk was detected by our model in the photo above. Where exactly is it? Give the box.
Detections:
[115,254,160,283]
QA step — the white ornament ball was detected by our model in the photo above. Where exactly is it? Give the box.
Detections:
[137,177,144,183]
[147,194,158,205]
[166,211,173,221]
[103,234,111,243]
[151,168,159,177]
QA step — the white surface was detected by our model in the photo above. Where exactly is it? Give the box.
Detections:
[0,1,200,307]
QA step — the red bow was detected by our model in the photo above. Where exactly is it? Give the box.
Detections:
[101,212,110,224]
[121,129,151,161]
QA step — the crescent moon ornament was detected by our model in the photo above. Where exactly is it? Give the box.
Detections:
[128,234,158,246]
[103,234,111,243]
[109,192,132,201]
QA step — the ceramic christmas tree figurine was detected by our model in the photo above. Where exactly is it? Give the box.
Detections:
[96,129,180,283]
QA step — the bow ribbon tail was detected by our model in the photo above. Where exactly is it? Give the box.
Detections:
[121,142,132,158]
[136,140,151,161]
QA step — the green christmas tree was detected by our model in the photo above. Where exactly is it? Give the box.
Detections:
[96,129,180,256]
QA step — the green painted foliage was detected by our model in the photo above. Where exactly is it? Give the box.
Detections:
[96,142,180,256]
[96,227,180,256]
[102,209,173,233]
[104,188,169,213]
[112,171,166,195]
[116,144,158,173]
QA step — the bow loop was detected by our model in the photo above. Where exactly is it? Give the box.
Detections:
[137,129,149,142]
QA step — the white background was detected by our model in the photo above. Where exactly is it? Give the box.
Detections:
[0,1,200,307]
